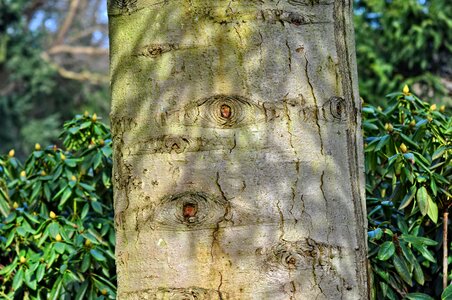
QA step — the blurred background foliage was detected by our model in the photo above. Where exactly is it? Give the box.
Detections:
[0,0,451,157]
[0,0,109,158]
[355,0,452,106]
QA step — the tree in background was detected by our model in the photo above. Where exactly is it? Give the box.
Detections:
[0,0,109,158]
[354,0,452,106]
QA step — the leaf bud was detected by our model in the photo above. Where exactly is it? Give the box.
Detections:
[400,143,408,153]
[402,84,410,95]
[384,123,393,132]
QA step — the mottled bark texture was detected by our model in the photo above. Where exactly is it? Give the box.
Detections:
[109,0,368,299]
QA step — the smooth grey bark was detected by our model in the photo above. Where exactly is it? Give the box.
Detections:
[109,0,368,299]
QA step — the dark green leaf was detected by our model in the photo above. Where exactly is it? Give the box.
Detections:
[81,203,89,219]
[405,293,435,300]
[416,186,429,216]
[59,187,73,207]
[81,254,91,273]
[90,249,106,262]
[401,235,438,246]
[427,196,438,224]
[393,255,412,286]
[442,284,452,300]
[80,121,92,129]
[377,241,395,261]
[375,135,390,151]
[48,222,59,238]
[91,200,103,214]
[412,257,424,285]
[399,185,416,210]
[54,242,65,254]
[36,263,45,282]
[12,266,24,291]
[49,277,63,300]
[79,182,95,191]
[75,281,89,300]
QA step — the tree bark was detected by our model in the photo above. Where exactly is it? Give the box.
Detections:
[109,0,368,299]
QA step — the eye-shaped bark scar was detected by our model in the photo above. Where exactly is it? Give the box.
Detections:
[165,94,267,128]
[123,287,225,299]
[258,238,336,271]
[155,287,225,299]
[152,192,229,230]
[321,96,349,122]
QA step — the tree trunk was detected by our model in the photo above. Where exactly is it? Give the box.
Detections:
[108,0,368,299]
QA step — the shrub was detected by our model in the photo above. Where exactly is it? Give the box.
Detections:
[0,112,115,299]
[364,86,451,299]
[0,89,450,299]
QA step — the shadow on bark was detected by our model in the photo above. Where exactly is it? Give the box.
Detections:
[108,0,368,298]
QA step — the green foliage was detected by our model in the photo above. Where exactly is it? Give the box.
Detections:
[355,0,452,106]
[0,113,115,299]
[364,87,451,299]
[0,1,110,158]
[0,90,449,299]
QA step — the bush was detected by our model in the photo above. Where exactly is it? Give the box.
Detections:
[0,112,115,299]
[364,86,451,299]
[0,90,450,299]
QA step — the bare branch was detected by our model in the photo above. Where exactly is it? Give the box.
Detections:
[65,26,107,44]
[48,45,108,56]
[54,0,81,46]
[41,52,108,84]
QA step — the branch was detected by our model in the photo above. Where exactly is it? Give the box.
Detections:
[54,0,81,46]
[65,26,107,44]
[41,52,108,84]
[48,45,108,56]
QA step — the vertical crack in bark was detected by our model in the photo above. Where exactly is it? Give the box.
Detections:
[320,170,331,243]
[211,172,231,260]
[286,39,292,72]
[303,54,324,155]
[234,26,243,47]
[290,280,296,300]
[283,101,297,156]
[217,271,224,300]
[299,194,312,236]
[289,160,300,223]
[311,259,326,300]
[258,31,263,67]
[229,133,237,153]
